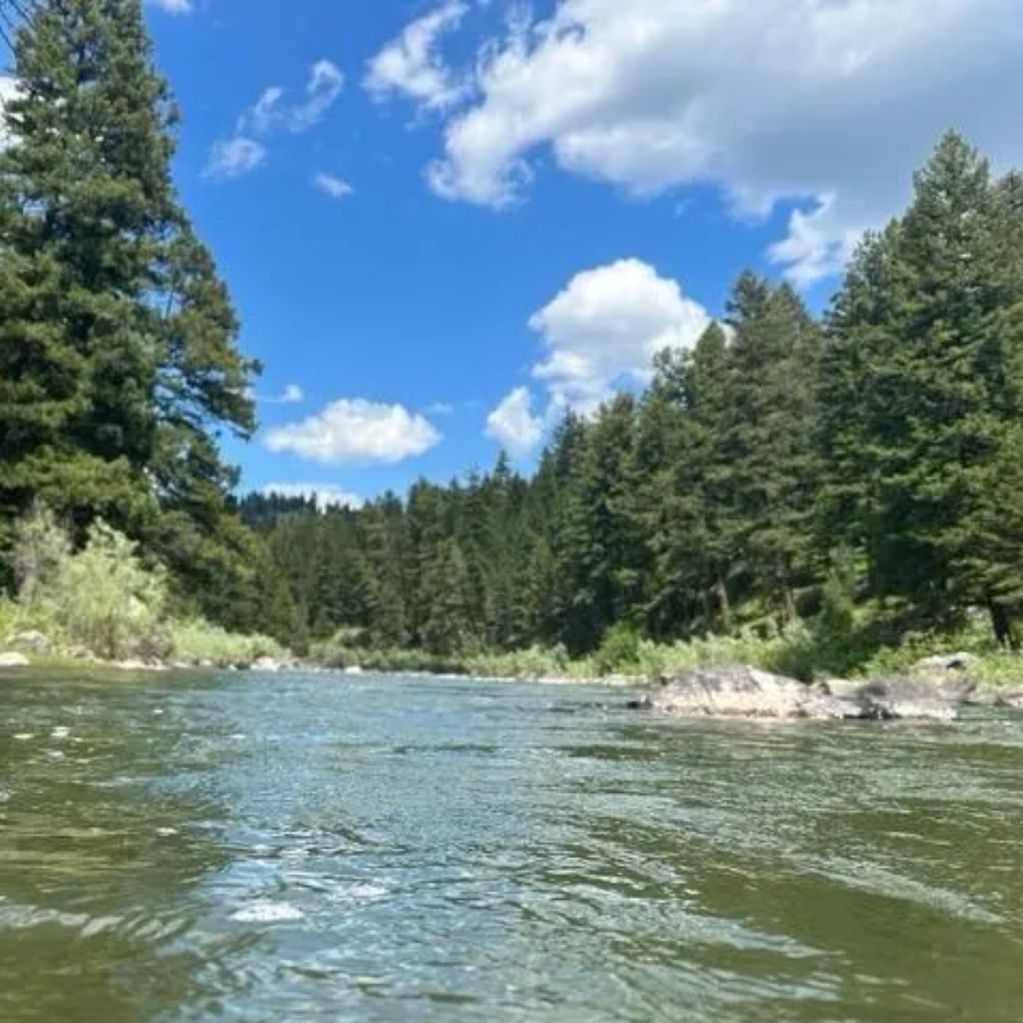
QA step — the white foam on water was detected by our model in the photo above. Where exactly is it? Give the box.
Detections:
[350,883,388,899]
[13,734,34,742]
[51,727,70,740]
[155,827,179,837]
[231,901,305,923]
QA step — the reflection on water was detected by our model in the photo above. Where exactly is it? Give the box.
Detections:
[2,670,1023,1021]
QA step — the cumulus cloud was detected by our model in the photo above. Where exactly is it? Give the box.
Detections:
[260,483,365,511]
[313,172,354,199]
[412,0,1023,282]
[204,137,266,180]
[364,1,469,112]
[484,258,709,452]
[264,399,442,465]
[486,387,544,455]
[528,258,709,409]
[149,0,193,13]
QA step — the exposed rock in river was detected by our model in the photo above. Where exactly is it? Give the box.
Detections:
[0,652,31,669]
[632,665,970,722]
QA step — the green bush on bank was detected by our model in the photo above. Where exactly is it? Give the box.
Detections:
[2,505,288,666]
[169,620,284,666]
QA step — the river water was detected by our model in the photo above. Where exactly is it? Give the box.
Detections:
[1,670,1022,1022]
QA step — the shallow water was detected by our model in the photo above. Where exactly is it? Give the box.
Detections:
[1,669,1022,1022]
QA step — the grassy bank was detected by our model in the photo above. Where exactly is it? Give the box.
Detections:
[1,510,287,670]
[310,614,1023,689]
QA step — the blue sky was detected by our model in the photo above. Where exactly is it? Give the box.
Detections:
[143,0,1023,508]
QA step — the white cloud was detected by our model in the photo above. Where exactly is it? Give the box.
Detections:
[149,0,193,13]
[313,172,354,199]
[426,401,455,416]
[204,137,266,180]
[416,0,1023,282]
[486,387,545,455]
[528,258,709,409]
[208,60,343,182]
[253,383,305,405]
[364,1,469,112]
[264,399,442,465]
[240,60,345,136]
[261,483,365,511]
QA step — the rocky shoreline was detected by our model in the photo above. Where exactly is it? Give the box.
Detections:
[626,660,1023,721]
[4,633,1023,720]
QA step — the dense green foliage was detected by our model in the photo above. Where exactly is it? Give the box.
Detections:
[0,0,299,640]
[247,134,1023,668]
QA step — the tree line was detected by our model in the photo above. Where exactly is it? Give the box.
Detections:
[246,132,1023,659]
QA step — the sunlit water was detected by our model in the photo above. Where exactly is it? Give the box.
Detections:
[2,670,1022,1022]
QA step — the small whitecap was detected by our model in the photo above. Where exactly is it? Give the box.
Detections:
[152,708,165,716]
[231,901,305,923]
[155,827,179,838]
[13,733,34,742]
[51,727,70,740]
[348,883,388,900]
[47,750,65,760]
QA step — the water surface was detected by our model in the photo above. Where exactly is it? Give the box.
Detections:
[2,669,1022,1021]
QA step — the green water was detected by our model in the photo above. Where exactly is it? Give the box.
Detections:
[1,670,1022,1022]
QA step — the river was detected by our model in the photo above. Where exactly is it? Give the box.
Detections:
[1,669,1022,1021]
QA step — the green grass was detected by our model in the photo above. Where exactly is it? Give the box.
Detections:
[308,612,1023,690]
[167,620,285,667]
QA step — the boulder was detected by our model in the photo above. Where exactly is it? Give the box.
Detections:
[0,652,30,668]
[648,665,857,721]
[11,630,50,653]
[251,657,281,673]
[632,665,972,722]
[823,677,970,721]
[995,688,1023,710]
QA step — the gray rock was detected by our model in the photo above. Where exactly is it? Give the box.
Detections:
[851,677,970,721]
[634,666,971,722]
[11,630,50,653]
[995,688,1023,710]
[0,652,30,668]
[648,665,859,721]
[251,657,283,673]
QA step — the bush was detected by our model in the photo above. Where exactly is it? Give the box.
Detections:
[169,619,284,666]
[593,622,642,675]
[44,520,171,660]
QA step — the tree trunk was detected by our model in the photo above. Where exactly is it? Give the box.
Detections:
[715,576,733,634]
[988,598,1019,651]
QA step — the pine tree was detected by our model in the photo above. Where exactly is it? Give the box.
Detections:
[0,1,257,604]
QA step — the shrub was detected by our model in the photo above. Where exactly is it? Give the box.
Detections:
[593,622,642,675]
[42,520,171,660]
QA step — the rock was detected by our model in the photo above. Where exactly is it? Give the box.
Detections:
[251,657,283,673]
[634,665,972,722]
[848,677,970,721]
[112,659,168,672]
[647,665,858,721]
[10,630,50,653]
[67,645,99,663]
[344,665,364,675]
[995,688,1023,710]
[0,652,30,668]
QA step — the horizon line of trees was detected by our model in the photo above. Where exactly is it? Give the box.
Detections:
[245,131,1023,658]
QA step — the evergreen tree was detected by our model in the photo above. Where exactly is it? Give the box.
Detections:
[0,0,258,618]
